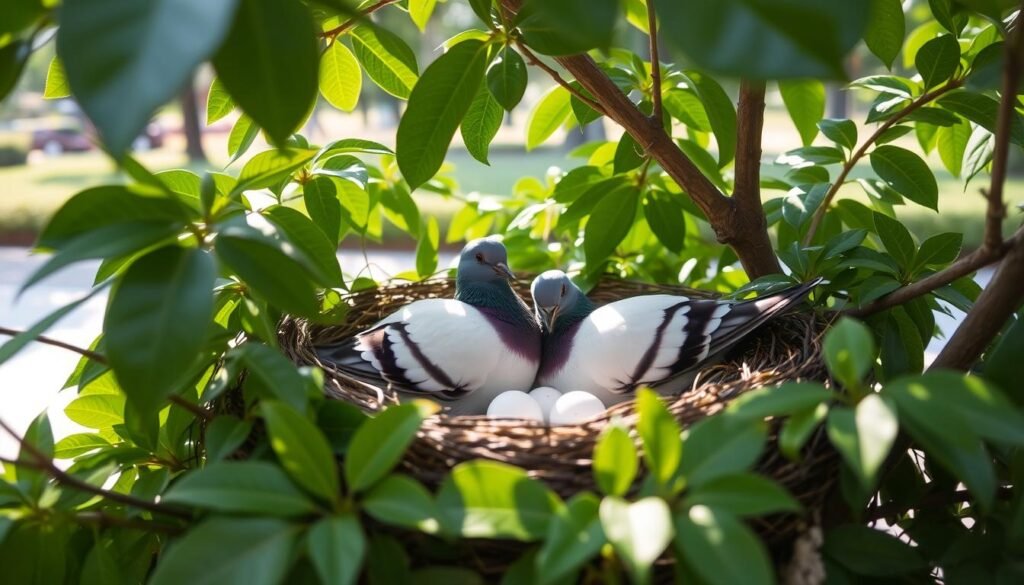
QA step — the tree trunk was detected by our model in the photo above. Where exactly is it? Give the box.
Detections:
[180,76,206,163]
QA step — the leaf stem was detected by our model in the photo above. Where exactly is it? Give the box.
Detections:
[646,0,662,123]
[513,40,608,116]
[802,80,963,246]
[320,0,400,39]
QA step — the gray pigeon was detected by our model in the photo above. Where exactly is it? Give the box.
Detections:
[531,270,820,405]
[317,238,541,415]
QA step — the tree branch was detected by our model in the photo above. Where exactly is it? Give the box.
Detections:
[320,0,400,39]
[802,81,963,246]
[735,80,767,216]
[646,0,662,122]
[514,41,608,116]
[0,420,191,519]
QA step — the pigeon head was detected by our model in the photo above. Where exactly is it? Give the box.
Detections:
[531,270,587,332]
[457,237,515,285]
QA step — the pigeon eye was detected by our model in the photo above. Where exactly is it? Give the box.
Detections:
[475,253,484,263]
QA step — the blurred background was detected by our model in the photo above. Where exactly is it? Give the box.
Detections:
[0,1,1008,453]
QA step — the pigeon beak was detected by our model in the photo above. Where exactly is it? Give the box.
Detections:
[539,305,559,331]
[493,262,516,282]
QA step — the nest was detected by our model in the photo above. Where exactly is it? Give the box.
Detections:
[279,277,838,551]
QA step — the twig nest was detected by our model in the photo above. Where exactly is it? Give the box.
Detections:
[486,390,544,422]
[528,386,562,423]
[549,391,607,425]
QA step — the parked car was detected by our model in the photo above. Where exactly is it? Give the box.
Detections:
[132,122,166,151]
[30,126,92,154]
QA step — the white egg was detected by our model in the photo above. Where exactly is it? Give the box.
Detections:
[528,386,562,423]
[487,391,544,422]
[548,391,607,425]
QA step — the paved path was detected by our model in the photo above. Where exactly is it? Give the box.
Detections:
[0,246,985,458]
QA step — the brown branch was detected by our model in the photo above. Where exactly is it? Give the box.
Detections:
[0,421,191,519]
[646,0,662,122]
[735,80,767,216]
[320,0,400,39]
[0,327,212,420]
[802,81,963,245]
[514,41,607,116]
[0,326,106,364]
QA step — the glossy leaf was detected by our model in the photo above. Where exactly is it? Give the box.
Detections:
[461,85,504,165]
[823,317,876,389]
[320,41,361,112]
[206,77,234,124]
[916,34,960,90]
[517,0,617,56]
[684,71,737,166]
[940,90,1024,146]
[303,176,343,244]
[163,461,316,516]
[352,25,419,99]
[823,525,926,577]
[308,515,365,585]
[536,493,605,585]
[636,389,683,489]
[685,473,801,517]
[680,416,766,488]
[213,0,319,145]
[235,343,309,413]
[726,382,832,420]
[593,425,637,496]
[43,57,71,99]
[397,40,488,189]
[864,0,905,69]
[827,395,898,490]
[819,118,858,150]
[204,415,252,462]
[263,206,344,287]
[936,118,971,177]
[642,190,686,254]
[487,47,527,111]
[345,404,425,492]
[526,85,572,150]
[409,0,437,31]
[674,506,772,585]
[363,474,439,532]
[780,403,828,460]
[873,211,917,270]
[65,394,125,429]
[584,186,638,265]
[779,79,825,146]
[261,401,341,503]
[416,216,440,278]
[914,232,962,270]
[600,497,673,585]
[58,0,238,154]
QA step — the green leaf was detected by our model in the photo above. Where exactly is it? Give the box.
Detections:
[869,145,938,210]
[213,0,319,145]
[936,118,970,177]
[379,183,421,237]
[57,0,237,154]
[206,77,234,124]
[37,185,193,250]
[22,221,181,293]
[823,317,876,389]
[864,0,905,69]
[826,395,898,490]
[409,0,437,30]
[104,246,214,415]
[234,147,317,193]
[536,493,605,585]
[823,525,926,577]
[818,118,858,151]
[397,40,488,189]
[227,114,259,161]
[674,506,772,585]
[517,0,617,56]
[336,180,371,233]
[0,40,30,102]
[235,343,309,413]
[873,211,916,270]
[163,461,317,516]
[593,425,637,496]
[54,433,111,459]
[65,394,125,429]
[584,186,638,265]
[149,518,297,585]
[658,0,869,78]
[308,515,366,585]
[487,47,527,111]
[684,71,737,166]
[214,230,321,319]
[680,416,766,488]
[985,318,1024,403]
[320,41,361,112]
[43,57,71,99]
[779,79,825,146]
[636,389,683,489]
[940,90,1024,146]
[914,232,962,271]
[437,460,559,541]
[726,382,832,420]
[685,473,801,517]
[345,404,424,492]
[264,206,343,287]
[916,34,960,90]
[303,176,343,244]
[461,85,504,165]
[363,474,439,532]
[352,25,419,99]
[664,89,711,132]
[204,415,252,462]
[261,401,340,503]
[415,216,440,278]
[642,190,686,254]
[600,497,673,585]
[780,403,828,460]
[526,85,572,150]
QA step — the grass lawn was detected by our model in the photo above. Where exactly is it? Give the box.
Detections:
[0,142,1018,250]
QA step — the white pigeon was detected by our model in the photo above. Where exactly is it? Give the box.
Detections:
[316,239,541,415]
[531,271,820,406]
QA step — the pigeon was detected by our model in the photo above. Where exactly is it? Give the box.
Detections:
[316,238,541,415]
[531,270,820,406]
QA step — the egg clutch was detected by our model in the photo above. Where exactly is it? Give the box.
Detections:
[486,387,606,425]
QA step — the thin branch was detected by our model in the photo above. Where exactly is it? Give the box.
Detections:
[646,0,662,122]
[802,81,963,245]
[735,80,767,216]
[514,41,607,116]
[320,0,400,39]
[169,395,213,421]
[74,510,184,535]
[0,421,191,519]
[0,326,106,364]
